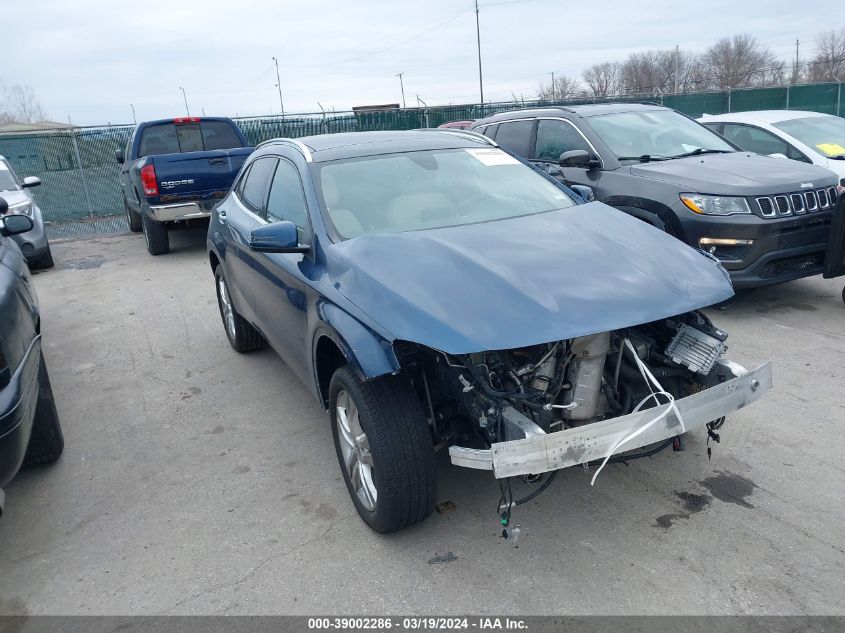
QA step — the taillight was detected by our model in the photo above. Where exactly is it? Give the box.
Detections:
[173,117,200,124]
[140,164,158,196]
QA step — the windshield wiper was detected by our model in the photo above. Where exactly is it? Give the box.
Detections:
[672,148,733,158]
[617,154,671,163]
[829,154,845,160]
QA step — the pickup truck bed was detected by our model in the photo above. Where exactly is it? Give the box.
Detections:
[117,117,252,255]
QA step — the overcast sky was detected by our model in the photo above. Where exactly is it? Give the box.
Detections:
[4,0,842,125]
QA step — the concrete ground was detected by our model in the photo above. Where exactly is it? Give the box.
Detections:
[0,228,843,615]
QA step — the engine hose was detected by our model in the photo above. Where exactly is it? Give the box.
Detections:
[512,469,559,506]
[617,358,689,380]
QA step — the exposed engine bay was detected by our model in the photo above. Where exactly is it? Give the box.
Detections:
[393,309,771,537]
[397,310,734,452]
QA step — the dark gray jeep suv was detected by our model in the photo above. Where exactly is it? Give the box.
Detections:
[471,103,840,288]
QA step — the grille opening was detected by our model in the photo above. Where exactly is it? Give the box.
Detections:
[760,253,824,279]
[790,194,805,213]
[818,189,830,208]
[775,195,791,215]
[757,197,775,216]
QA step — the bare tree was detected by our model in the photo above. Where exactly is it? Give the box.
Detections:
[582,62,621,98]
[537,75,580,101]
[701,34,779,88]
[809,29,845,81]
[0,82,47,123]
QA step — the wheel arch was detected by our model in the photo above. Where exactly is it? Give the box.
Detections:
[312,303,401,408]
[606,196,686,239]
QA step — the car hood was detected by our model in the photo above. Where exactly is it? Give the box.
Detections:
[630,152,838,195]
[326,202,734,354]
[0,190,30,208]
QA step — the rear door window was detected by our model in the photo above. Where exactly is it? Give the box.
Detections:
[534,119,593,161]
[138,120,243,157]
[493,120,535,157]
[239,157,278,213]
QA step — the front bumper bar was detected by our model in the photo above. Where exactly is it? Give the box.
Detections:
[449,360,772,479]
[149,203,209,223]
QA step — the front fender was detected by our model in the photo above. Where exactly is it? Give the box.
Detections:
[315,302,400,380]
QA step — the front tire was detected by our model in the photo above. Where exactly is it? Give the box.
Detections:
[124,196,143,232]
[141,213,169,255]
[329,365,437,533]
[29,246,54,270]
[214,265,265,353]
[23,357,64,468]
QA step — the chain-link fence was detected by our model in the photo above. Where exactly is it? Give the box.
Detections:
[1,82,842,240]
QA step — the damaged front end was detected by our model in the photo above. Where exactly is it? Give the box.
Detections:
[394,310,771,481]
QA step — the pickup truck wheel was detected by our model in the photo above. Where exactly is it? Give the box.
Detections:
[214,265,266,352]
[124,197,143,232]
[329,365,437,533]
[142,213,169,255]
[23,356,64,468]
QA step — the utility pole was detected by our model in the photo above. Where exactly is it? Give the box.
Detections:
[550,72,555,100]
[130,103,136,124]
[202,107,207,116]
[272,56,286,117]
[396,72,406,108]
[674,45,679,94]
[475,0,484,104]
[179,86,190,116]
[793,39,800,83]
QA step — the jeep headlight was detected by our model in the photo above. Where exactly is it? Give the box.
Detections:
[680,194,751,216]
[6,200,33,217]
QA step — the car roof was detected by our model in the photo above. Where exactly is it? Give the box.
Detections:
[476,102,666,125]
[261,130,497,162]
[698,110,831,124]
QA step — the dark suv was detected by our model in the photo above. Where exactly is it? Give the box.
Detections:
[471,103,840,288]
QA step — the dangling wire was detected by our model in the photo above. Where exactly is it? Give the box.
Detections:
[590,338,687,486]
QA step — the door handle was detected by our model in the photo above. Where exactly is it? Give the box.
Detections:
[208,158,226,165]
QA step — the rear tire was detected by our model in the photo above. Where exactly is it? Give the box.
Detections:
[29,246,54,270]
[23,357,64,468]
[214,265,265,353]
[142,213,169,255]
[329,365,437,533]
[125,197,143,233]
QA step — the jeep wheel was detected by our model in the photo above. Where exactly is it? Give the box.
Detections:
[214,265,266,353]
[29,246,54,271]
[124,197,143,233]
[141,213,169,255]
[329,365,437,533]
[23,356,64,468]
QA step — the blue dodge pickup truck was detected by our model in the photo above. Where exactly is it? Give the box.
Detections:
[116,117,252,255]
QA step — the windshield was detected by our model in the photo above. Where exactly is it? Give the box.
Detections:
[138,121,243,157]
[0,161,21,192]
[316,147,576,239]
[773,116,845,158]
[588,110,734,160]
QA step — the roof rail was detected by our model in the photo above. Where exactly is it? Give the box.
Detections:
[423,128,497,147]
[255,138,313,162]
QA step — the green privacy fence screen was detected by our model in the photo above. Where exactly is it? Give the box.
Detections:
[1,82,842,239]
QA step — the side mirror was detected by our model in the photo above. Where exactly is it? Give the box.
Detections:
[0,213,34,236]
[559,149,599,169]
[249,221,309,254]
[21,176,41,188]
[115,149,125,164]
[569,184,595,202]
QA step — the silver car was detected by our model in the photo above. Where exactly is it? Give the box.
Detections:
[0,156,52,269]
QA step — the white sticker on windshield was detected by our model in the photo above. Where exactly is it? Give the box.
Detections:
[465,148,520,166]
[0,163,8,170]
